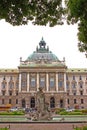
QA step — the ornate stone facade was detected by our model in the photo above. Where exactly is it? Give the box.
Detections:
[0,38,87,109]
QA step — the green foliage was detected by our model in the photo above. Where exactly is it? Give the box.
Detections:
[66,0,87,55]
[75,126,87,130]
[59,111,83,115]
[55,108,66,114]
[0,0,64,26]
[0,0,87,54]
[81,109,87,114]
[0,111,24,115]
[0,128,9,130]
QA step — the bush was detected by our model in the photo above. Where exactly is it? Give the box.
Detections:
[81,109,87,114]
[55,108,66,114]
[59,111,83,115]
[75,126,87,130]
[0,111,24,115]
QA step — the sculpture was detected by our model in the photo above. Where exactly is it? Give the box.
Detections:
[26,87,52,121]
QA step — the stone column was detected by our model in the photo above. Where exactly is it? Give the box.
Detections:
[64,73,66,92]
[37,73,39,91]
[27,73,29,92]
[46,73,49,92]
[19,73,21,92]
[56,73,58,92]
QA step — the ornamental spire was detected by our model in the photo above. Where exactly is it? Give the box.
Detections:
[39,37,46,48]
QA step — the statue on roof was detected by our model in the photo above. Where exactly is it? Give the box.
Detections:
[39,37,46,48]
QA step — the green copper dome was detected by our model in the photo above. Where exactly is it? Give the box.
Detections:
[26,38,59,62]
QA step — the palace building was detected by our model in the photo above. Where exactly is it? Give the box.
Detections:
[0,38,87,109]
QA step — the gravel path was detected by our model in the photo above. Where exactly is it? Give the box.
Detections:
[0,123,87,130]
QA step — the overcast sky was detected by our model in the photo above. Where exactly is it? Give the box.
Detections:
[0,20,87,69]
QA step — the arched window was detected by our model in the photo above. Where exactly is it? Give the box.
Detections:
[60,99,63,108]
[50,97,55,108]
[30,97,35,108]
[22,99,26,108]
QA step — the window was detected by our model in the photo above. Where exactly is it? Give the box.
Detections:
[9,82,14,89]
[72,83,76,89]
[58,73,63,79]
[21,73,27,88]
[50,97,55,108]
[30,78,36,87]
[40,77,45,87]
[9,99,11,104]
[79,82,83,88]
[2,91,5,96]
[74,99,76,104]
[2,99,4,104]
[16,82,19,88]
[3,76,6,80]
[79,75,82,80]
[10,76,12,80]
[2,83,5,89]
[9,91,12,96]
[66,75,68,80]
[16,99,18,104]
[66,83,69,89]
[67,99,69,104]
[80,91,83,95]
[58,81,63,87]
[49,78,54,87]
[16,91,18,96]
[21,81,26,88]
[73,92,76,95]
[73,76,75,80]
[81,99,84,104]
[30,97,35,108]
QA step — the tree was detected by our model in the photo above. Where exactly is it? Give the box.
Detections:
[0,0,64,26]
[66,0,87,56]
[0,0,87,55]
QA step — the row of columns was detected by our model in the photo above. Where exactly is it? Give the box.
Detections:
[19,73,66,92]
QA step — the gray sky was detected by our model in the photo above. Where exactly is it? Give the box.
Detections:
[0,20,87,68]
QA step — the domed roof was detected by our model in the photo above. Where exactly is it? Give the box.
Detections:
[26,38,59,63]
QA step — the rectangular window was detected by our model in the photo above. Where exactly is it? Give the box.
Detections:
[9,99,11,104]
[40,77,45,87]
[2,99,4,104]
[21,73,27,88]
[66,75,68,80]
[30,78,36,87]
[49,78,54,87]
[80,91,83,95]
[66,83,69,89]
[58,73,63,79]
[73,76,75,80]
[79,83,83,88]
[81,99,84,104]
[2,91,5,96]
[16,99,18,104]
[21,81,26,88]
[74,99,76,104]
[2,83,5,89]
[79,75,82,80]
[58,81,63,87]
[72,83,76,89]
[9,82,14,89]
[67,99,69,104]
[9,91,12,96]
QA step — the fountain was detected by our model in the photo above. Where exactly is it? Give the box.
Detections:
[27,87,52,121]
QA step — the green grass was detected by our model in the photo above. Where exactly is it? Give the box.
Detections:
[0,111,24,115]
[0,128,9,130]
